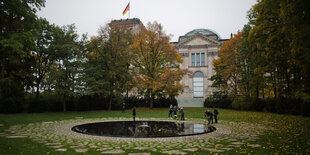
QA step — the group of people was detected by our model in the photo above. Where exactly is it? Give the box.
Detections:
[168,104,185,120]
[167,104,219,124]
[122,102,219,124]
[204,108,219,124]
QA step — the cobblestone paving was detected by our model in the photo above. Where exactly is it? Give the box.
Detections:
[1,117,269,154]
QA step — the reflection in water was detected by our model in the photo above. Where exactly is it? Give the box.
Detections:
[72,121,216,138]
[193,124,204,133]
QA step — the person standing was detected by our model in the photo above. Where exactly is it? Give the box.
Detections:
[180,107,185,120]
[122,102,126,113]
[177,106,181,120]
[173,106,177,119]
[168,104,173,119]
[132,107,136,121]
[213,108,219,123]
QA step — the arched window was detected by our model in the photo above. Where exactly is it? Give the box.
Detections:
[193,72,204,98]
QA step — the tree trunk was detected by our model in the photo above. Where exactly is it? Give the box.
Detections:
[108,81,113,111]
[273,70,278,99]
[234,75,238,96]
[262,86,265,99]
[276,68,280,98]
[108,91,113,111]
[147,89,153,109]
[285,69,290,96]
[304,70,310,94]
[63,95,66,112]
[35,78,40,99]
[150,92,154,109]
[1,58,4,79]
[256,78,259,99]
[0,57,5,97]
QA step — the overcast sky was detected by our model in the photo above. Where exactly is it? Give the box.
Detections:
[37,0,257,42]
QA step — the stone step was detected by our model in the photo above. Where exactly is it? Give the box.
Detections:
[176,98,205,107]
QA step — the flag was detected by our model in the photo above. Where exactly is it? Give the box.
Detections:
[122,2,130,15]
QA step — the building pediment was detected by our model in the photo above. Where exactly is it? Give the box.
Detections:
[176,34,220,48]
[184,37,211,46]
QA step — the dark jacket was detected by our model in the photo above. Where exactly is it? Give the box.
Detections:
[132,109,136,116]
[214,109,219,115]
[205,110,213,117]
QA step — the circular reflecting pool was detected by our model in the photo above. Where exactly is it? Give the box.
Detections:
[71,121,216,138]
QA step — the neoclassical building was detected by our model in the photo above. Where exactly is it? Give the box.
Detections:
[174,29,228,107]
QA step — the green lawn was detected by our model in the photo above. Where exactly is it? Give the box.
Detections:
[0,108,309,154]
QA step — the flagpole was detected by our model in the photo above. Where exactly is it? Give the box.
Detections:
[128,1,130,19]
[122,1,130,19]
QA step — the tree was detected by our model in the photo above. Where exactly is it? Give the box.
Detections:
[237,23,259,98]
[47,24,86,112]
[157,68,187,97]
[0,0,45,112]
[247,0,310,99]
[211,32,243,97]
[31,18,55,99]
[130,22,185,108]
[212,0,310,102]
[86,24,133,110]
[278,0,310,94]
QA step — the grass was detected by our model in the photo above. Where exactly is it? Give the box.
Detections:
[0,107,309,154]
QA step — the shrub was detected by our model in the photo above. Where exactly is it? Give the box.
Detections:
[265,98,277,112]
[301,101,310,117]
[232,96,261,110]
[27,98,46,113]
[25,93,64,113]
[252,98,265,111]
[0,97,23,113]
[231,97,241,110]
[204,94,232,108]
[154,97,178,108]
[124,96,177,109]
[76,95,91,111]
[88,94,108,110]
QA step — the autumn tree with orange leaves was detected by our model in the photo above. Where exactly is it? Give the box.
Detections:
[211,32,243,96]
[131,22,186,109]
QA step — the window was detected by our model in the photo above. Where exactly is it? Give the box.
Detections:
[191,53,195,66]
[196,53,200,66]
[193,72,204,97]
[191,53,206,66]
[201,53,205,66]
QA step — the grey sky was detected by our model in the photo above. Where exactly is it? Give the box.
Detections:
[37,0,257,42]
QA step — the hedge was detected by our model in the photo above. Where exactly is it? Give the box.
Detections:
[204,95,310,116]
[0,93,178,113]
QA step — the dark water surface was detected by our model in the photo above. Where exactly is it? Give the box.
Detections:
[72,121,216,138]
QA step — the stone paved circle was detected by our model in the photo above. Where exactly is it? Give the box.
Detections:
[101,149,125,154]
[163,150,187,154]
[55,148,67,151]
[128,153,150,155]
[3,117,270,154]
[74,148,88,153]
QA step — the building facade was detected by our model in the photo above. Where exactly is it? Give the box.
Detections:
[174,29,228,107]
[110,18,144,35]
